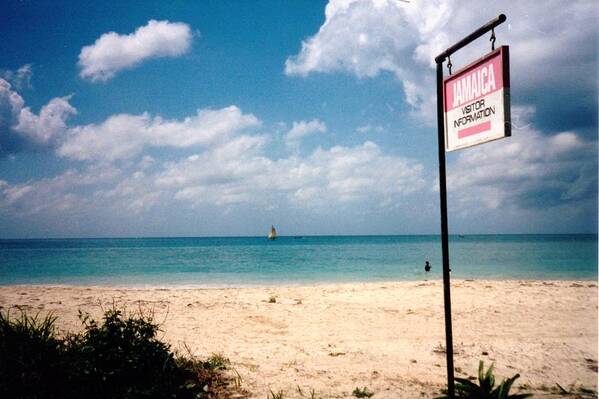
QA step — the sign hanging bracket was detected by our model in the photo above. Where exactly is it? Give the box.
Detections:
[490,27,496,51]
[447,55,453,75]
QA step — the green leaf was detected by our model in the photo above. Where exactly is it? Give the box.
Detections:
[478,360,485,382]
[452,361,531,399]
[455,377,481,390]
[497,374,519,399]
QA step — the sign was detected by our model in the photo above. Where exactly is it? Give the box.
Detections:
[443,46,510,151]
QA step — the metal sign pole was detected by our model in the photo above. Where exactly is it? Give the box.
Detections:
[434,14,507,399]
[436,59,455,398]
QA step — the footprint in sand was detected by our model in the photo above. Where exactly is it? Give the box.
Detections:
[247,315,288,330]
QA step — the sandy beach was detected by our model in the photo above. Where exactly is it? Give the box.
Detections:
[1,280,597,398]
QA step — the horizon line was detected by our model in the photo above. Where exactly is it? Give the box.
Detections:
[1,232,597,241]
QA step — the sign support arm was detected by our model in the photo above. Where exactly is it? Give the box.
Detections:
[435,14,506,63]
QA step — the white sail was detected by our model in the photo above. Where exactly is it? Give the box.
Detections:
[268,225,277,240]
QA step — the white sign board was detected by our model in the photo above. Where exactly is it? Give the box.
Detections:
[444,46,511,151]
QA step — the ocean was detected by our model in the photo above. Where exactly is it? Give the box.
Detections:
[0,235,596,286]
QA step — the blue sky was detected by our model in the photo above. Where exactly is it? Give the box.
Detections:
[0,0,597,238]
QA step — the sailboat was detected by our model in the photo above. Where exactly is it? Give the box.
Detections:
[268,225,277,240]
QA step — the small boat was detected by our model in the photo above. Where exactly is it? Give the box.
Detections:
[268,225,277,240]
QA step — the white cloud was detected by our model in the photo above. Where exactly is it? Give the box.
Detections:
[356,124,385,134]
[0,79,25,115]
[0,166,120,216]
[155,137,425,210]
[285,0,597,121]
[14,95,77,145]
[2,101,594,234]
[156,134,269,189]
[58,106,260,162]
[137,155,155,170]
[285,118,327,149]
[78,20,193,82]
[2,114,427,221]
[286,119,327,141]
[446,109,597,212]
[284,0,441,115]
[288,141,426,207]
[95,169,167,214]
[1,64,33,90]
[0,78,76,147]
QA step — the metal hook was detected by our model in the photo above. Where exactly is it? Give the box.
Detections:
[447,55,452,75]
[490,27,496,51]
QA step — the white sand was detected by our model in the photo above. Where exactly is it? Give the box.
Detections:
[1,280,597,398]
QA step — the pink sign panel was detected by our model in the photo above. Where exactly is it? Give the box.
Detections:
[443,46,511,151]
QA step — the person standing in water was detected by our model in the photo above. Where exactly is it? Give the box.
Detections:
[424,261,431,272]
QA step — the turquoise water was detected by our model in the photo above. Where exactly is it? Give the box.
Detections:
[0,235,596,286]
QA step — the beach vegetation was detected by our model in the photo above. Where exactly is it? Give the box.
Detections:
[438,361,532,399]
[553,382,598,397]
[204,352,230,370]
[268,389,286,399]
[352,386,375,398]
[297,385,320,399]
[65,308,197,398]
[0,308,244,399]
[0,310,66,398]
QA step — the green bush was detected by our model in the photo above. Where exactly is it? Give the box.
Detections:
[203,352,230,370]
[352,386,374,398]
[268,390,285,399]
[0,311,67,399]
[438,361,532,399]
[65,308,199,399]
[0,308,230,399]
